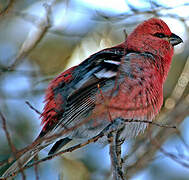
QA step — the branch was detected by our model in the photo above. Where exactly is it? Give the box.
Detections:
[25,101,41,115]
[0,1,56,75]
[0,0,15,16]
[125,96,189,178]
[0,110,26,179]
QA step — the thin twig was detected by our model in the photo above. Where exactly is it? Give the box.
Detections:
[0,2,54,76]
[0,0,15,16]
[125,96,189,178]
[34,155,40,180]
[129,119,177,129]
[0,111,16,154]
[25,101,41,115]
[159,147,189,168]
[0,110,26,180]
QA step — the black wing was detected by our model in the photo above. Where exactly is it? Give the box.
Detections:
[52,47,125,134]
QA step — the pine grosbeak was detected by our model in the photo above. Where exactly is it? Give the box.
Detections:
[2,18,183,179]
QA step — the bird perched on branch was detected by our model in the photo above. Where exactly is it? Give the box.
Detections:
[2,18,183,179]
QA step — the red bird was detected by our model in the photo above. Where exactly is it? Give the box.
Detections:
[2,18,183,179]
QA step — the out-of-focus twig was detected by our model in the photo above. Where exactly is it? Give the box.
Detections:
[8,3,52,70]
[125,94,189,178]
[159,145,189,169]
[0,111,16,155]
[0,2,56,76]
[0,0,15,16]
[34,155,40,180]
[0,110,26,180]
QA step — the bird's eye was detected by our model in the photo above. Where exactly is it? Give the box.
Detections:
[154,33,166,38]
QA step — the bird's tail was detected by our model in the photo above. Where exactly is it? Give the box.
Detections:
[2,148,39,179]
[1,142,49,179]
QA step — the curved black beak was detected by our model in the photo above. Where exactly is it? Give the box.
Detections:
[169,33,183,46]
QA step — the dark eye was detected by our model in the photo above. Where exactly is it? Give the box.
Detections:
[154,33,166,38]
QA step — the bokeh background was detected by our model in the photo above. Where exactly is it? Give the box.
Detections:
[0,0,189,179]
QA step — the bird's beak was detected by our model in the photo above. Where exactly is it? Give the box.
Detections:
[169,33,183,46]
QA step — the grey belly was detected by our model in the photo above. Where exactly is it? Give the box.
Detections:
[68,120,148,143]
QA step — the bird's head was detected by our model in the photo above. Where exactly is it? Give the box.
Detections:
[126,18,183,59]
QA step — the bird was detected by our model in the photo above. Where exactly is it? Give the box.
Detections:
[2,18,183,179]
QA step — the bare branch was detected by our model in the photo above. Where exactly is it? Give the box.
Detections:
[0,110,26,179]
[33,155,40,180]
[25,101,41,115]
[0,111,16,154]
[0,0,15,16]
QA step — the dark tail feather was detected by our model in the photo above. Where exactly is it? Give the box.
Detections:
[1,141,50,179]
[2,148,40,178]
[48,137,72,155]
[1,136,71,178]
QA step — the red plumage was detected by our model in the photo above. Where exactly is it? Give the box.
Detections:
[41,66,76,129]
[2,18,183,178]
[41,18,177,137]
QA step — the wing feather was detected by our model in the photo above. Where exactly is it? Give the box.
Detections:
[40,47,124,136]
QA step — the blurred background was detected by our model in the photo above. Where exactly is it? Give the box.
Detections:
[0,0,188,179]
